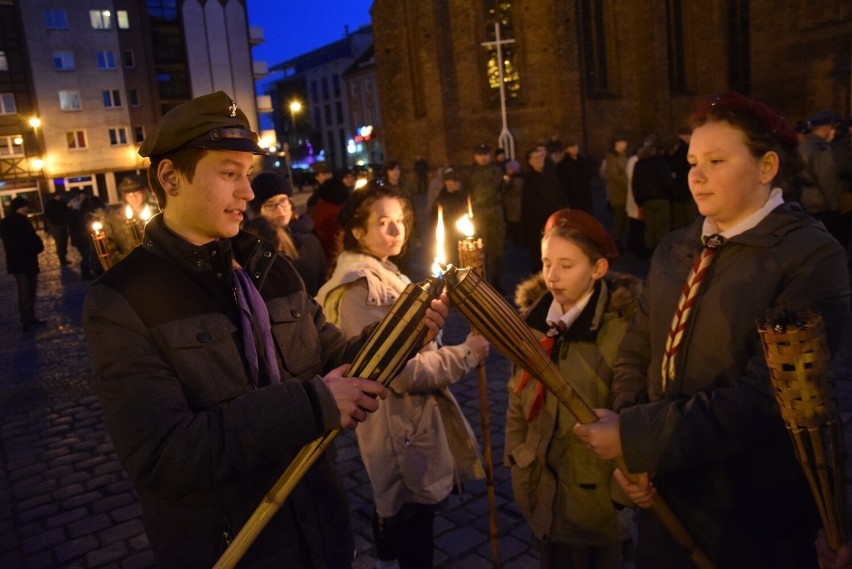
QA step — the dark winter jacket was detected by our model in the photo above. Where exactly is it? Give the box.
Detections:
[612,204,850,568]
[519,166,567,249]
[288,214,327,295]
[84,214,370,568]
[631,155,675,205]
[0,210,43,274]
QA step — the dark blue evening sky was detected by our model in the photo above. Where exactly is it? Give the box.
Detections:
[246,0,374,68]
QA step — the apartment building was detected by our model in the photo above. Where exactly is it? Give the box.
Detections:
[0,0,265,217]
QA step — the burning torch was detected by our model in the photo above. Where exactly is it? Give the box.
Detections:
[453,201,500,566]
[214,274,445,568]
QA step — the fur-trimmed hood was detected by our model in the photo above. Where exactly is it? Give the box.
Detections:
[514,271,642,323]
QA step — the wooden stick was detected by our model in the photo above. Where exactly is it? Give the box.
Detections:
[459,237,501,567]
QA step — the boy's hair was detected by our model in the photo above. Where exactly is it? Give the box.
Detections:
[146,147,208,208]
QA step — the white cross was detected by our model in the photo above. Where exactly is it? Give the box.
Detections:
[481,23,516,160]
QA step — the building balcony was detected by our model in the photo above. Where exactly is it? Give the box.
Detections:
[249,26,264,46]
[253,60,268,80]
[256,95,272,113]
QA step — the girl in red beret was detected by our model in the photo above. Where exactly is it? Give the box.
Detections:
[506,208,640,568]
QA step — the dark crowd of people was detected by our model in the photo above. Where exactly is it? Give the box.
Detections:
[1,87,851,569]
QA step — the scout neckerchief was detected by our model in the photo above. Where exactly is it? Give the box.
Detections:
[660,186,785,390]
[233,267,281,387]
[513,289,594,422]
[661,233,725,388]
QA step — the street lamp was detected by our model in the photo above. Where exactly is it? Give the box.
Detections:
[288,100,302,146]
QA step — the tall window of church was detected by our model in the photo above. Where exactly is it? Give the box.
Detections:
[483,1,520,104]
[666,1,685,95]
[401,4,426,117]
[726,0,750,93]
[577,0,617,97]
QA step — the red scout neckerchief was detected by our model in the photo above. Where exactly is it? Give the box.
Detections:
[512,321,567,422]
[661,233,726,389]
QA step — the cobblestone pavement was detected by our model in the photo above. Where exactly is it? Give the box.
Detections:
[1,197,850,567]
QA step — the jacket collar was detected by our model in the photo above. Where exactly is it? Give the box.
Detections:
[143,214,276,286]
[524,279,608,342]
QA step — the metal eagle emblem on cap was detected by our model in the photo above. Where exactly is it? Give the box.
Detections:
[228,100,239,117]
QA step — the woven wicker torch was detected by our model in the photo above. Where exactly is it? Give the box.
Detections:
[759,310,848,550]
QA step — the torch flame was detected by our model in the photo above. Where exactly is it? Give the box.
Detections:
[456,196,475,237]
[125,204,133,220]
[140,205,152,222]
[456,214,475,238]
[431,205,446,277]
[92,221,103,235]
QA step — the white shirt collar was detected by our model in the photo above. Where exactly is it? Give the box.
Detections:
[546,287,595,330]
[702,187,784,240]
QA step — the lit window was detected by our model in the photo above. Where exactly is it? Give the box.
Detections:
[102,89,123,108]
[122,49,135,68]
[0,51,7,72]
[134,126,145,143]
[483,1,520,103]
[53,51,75,71]
[97,51,116,70]
[59,91,82,111]
[0,135,25,157]
[90,10,112,30]
[45,9,68,30]
[117,10,129,28]
[67,130,88,150]
[108,127,128,146]
[0,93,16,114]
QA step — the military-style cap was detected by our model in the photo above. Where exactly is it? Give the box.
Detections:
[118,175,146,193]
[807,110,836,128]
[138,91,268,158]
[474,143,491,155]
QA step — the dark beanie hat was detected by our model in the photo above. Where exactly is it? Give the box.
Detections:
[250,172,293,213]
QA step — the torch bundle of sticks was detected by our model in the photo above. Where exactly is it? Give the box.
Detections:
[90,221,114,271]
[758,310,848,550]
[443,265,716,569]
[215,275,444,568]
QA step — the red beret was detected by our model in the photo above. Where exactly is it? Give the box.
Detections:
[543,208,619,259]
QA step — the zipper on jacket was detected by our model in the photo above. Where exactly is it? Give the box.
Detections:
[220,518,232,553]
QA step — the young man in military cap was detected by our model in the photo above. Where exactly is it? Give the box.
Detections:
[83,91,448,567]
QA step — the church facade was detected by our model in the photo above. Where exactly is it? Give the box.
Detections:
[371,0,852,167]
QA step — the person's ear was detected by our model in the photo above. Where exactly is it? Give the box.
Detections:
[352,227,365,243]
[158,160,180,196]
[592,257,609,280]
[759,151,780,184]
